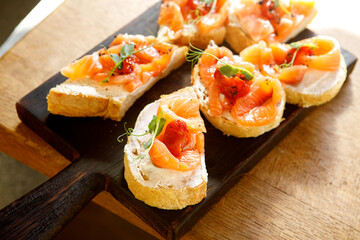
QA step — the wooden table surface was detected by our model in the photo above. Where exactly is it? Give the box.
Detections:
[1,0,359,239]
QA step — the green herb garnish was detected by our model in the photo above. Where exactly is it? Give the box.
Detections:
[100,43,156,84]
[271,0,291,16]
[278,41,317,69]
[186,43,254,80]
[207,0,217,14]
[186,9,203,24]
[117,112,166,159]
[186,0,217,25]
[200,0,214,4]
[272,0,279,8]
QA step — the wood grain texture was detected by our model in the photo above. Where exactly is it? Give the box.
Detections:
[9,3,356,239]
[185,175,360,240]
[0,159,105,240]
[0,0,360,239]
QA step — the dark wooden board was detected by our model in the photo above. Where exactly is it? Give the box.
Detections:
[8,2,357,239]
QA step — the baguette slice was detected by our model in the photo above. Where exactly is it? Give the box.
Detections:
[226,0,317,52]
[157,0,229,49]
[47,34,187,121]
[124,87,207,210]
[239,35,347,107]
[191,41,285,138]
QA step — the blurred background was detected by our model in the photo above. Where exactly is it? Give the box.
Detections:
[0,0,39,46]
[0,1,156,239]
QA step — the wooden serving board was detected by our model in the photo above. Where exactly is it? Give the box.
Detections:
[0,2,356,240]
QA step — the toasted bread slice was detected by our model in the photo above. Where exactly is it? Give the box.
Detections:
[191,42,285,138]
[226,0,317,52]
[157,0,228,49]
[124,87,207,210]
[239,36,347,107]
[47,34,187,121]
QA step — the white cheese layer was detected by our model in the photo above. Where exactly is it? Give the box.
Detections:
[285,56,346,96]
[124,100,207,190]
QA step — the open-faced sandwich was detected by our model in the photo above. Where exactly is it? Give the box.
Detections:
[47,34,188,121]
[124,87,207,210]
[190,41,285,137]
[157,0,229,49]
[240,35,347,107]
[226,0,317,52]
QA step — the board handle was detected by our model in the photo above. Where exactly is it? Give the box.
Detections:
[0,158,106,240]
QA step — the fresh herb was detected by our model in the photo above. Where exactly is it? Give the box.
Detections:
[186,43,254,80]
[208,0,217,14]
[101,44,122,68]
[289,42,303,49]
[271,0,291,15]
[117,112,166,159]
[100,43,156,84]
[187,0,217,25]
[278,42,317,69]
[200,0,214,4]
[146,28,156,36]
[272,0,279,8]
[186,9,203,24]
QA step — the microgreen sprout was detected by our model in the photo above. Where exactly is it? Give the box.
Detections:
[118,112,166,159]
[186,42,254,80]
[272,0,291,16]
[100,42,156,84]
[278,41,317,69]
[186,0,217,25]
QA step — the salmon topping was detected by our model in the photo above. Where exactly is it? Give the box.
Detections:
[149,97,206,171]
[240,36,342,85]
[234,0,316,43]
[150,119,203,171]
[199,45,284,127]
[158,0,228,36]
[61,35,177,92]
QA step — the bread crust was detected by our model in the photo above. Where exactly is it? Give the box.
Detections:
[124,87,207,210]
[284,55,347,107]
[124,154,207,210]
[191,64,285,138]
[225,21,256,53]
[47,38,187,121]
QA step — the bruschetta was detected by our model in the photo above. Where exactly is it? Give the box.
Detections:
[240,35,347,107]
[190,41,286,137]
[226,0,317,52]
[157,0,229,49]
[47,34,188,121]
[124,87,207,210]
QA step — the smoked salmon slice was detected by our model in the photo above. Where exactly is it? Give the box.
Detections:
[149,95,206,171]
[60,34,180,92]
[197,43,285,127]
[240,36,342,85]
[158,0,228,36]
[232,76,284,126]
[232,0,317,43]
[157,97,206,133]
